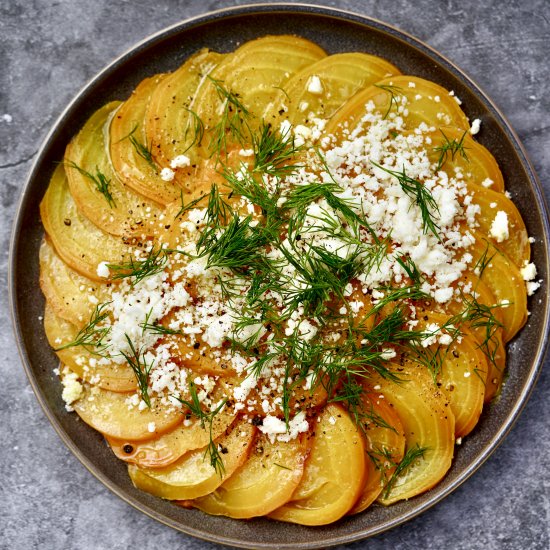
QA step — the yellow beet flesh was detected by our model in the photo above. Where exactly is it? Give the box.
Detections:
[374,362,455,505]
[190,433,309,518]
[129,419,255,500]
[268,404,365,525]
[73,384,182,441]
[107,400,236,468]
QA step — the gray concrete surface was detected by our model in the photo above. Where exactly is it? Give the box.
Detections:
[1,1,549,549]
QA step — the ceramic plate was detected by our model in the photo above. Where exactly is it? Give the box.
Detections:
[9,4,550,548]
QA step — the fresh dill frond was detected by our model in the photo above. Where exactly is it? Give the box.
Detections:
[139,321,182,336]
[207,76,252,158]
[252,121,303,177]
[374,83,403,119]
[183,107,205,152]
[330,377,398,436]
[107,247,168,286]
[371,162,441,239]
[367,285,429,318]
[125,124,157,172]
[173,382,227,476]
[434,129,469,171]
[65,160,115,208]
[222,166,280,217]
[446,292,504,369]
[198,212,271,274]
[473,242,496,278]
[54,302,111,355]
[367,444,396,478]
[173,189,207,220]
[273,462,291,470]
[120,334,154,407]
[383,444,428,499]
[395,255,423,286]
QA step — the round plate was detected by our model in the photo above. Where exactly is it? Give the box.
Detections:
[9,4,550,549]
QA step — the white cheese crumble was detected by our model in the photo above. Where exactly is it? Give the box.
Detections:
[61,371,83,411]
[306,75,323,95]
[160,167,175,181]
[489,211,509,242]
[259,412,309,443]
[520,262,537,281]
[170,155,191,169]
[470,118,481,135]
[96,261,110,278]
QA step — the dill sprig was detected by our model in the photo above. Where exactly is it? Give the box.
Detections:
[65,160,115,208]
[383,444,428,499]
[374,83,403,119]
[198,212,272,274]
[222,166,281,217]
[367,285,429,318]
[473,242,496,278]
[54,302,111,355]
[125,124,157,172]
[174,189,208,220]
[173,382,228,476]
[434,129,469,171]
[207,76,252,157]
[107,247,168,286]
[371,162,441,239]
[140,321,182,336]
[367,444,396,479]
[395,255,423,286]
[331,378,398,436]
[252,121,303,177]
[120,334,154,407]
[183,107,205,152]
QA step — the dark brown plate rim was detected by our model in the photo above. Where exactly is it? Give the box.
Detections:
[9,3,550,548]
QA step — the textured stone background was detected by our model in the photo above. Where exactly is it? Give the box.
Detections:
[1,1,549,549]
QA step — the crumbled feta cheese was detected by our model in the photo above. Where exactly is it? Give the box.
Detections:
[470,118,481,135]
[170,155,190,169]
[61,372,83,410]
[527,281,541,296]
[96,261,110,278]
[160,167,175,181]
[520,262,537,281]
[490,211,509,242]
[306,75,323,95]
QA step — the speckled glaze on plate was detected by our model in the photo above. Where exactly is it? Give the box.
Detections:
[9,4,550,548]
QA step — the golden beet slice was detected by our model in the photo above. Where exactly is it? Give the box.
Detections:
[423,127,505,193]
[107,400,236,468]
[264,52,401,128]
[40,164,133,281]
[110,74,183,206]
[465,182,530,269]
[44,305,137,393]
[411,308,487,437]
[268,404,365,525]
[73,385,183,441]
[65,102,162,236]
[438,271,506,403]
[373,361,455,505]
[145,49,225,170]
[190,433,309,518]
[326,75,469,138]
[129,418,255,500]
[194,35,326,154]
[349,390,406,515]
[39,239,109,328]
[468,232,528,342]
